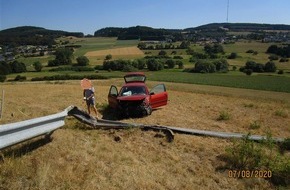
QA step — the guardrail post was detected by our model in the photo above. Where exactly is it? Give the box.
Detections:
[0,90,4,120]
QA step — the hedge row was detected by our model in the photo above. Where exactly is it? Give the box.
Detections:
[31,74,108,81]
[49,66,95,72]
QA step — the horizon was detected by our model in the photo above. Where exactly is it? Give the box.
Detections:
[1,0,290,35]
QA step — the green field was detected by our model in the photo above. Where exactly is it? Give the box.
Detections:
[9,37,290,93]
[70,37,140,57]
[147,70,290,93]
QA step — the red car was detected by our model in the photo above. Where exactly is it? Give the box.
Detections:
[108,72,168,117]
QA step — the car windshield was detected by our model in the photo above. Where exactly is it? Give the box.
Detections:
[120,86,146,96]
[124,75,146,83]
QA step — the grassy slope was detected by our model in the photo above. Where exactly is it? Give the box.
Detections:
[0,80,289,189]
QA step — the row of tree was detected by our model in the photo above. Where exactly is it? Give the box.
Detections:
[137,41,191,50]
[185,59,229,73]
[94,26,170,41]
[48,48,89,67]
[239,61,277,73]
[0,26,84,46]
[267,45,290,58]
[0,61,27,75]
[102,58,184,72]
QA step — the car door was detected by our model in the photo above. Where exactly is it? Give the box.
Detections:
[149,84,168,109]
[108,85,118,109]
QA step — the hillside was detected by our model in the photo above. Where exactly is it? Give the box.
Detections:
[94,25,172,40]
[1,23,290,46]
[0,80,289,189]
[185,23,290,31]
[93,23,290,41]
[0,26,84,46]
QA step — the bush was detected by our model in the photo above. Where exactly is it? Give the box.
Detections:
[246,49,254,53]
[223,134,290,186]
[217,111,231,121]
[264,61,277,72]
[48,60,58,67]
[33,61,43,72]
[280,138,290,151]
[225,135,263,169]
[268,55,279,61]
[105,54,112,60]
[245,69,253,75]
[146,59,164,71]
[249,121,261,129]
[176,60,184,69]
[94,65,103,70]
[76,56,89,66]
[122,64,137,72]
[10,61,27,73]
[0,75,6,82]
[241,61,264,73]
[103,59,134,71]
[158,50,167,56]
[213,59,229,72]
[165,59,175,69]
[54,48,73,65]
[194,60,216,73]
[278,70,284,74]
[279,57,289,62]
[0,61,12,75]
[228,52,238,59]
[132,59,145,70]
[31,74,108,81]
[173,55,183,59]
[14,75,26,81]
[189,52,208,61]
[49,66,94,72]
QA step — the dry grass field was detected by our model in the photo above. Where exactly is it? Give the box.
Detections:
[0,80,290,189]
[85,46,144,60]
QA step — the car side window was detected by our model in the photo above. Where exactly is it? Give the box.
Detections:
[109,86,118,96]
[150,84,166,94]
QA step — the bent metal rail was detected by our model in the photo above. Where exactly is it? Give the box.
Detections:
[0,106,285,150]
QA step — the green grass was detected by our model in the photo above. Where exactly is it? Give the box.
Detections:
[73,37,140,57]
[8,69,290,93]
[146,70,290,93]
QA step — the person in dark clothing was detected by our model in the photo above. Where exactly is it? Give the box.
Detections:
[83,86,99,118]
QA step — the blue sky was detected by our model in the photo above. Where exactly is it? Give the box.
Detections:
[1,0,290,35]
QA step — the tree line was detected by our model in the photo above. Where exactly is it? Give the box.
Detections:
[0,26,84,46]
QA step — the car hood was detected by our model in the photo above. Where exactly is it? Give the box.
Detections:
[117,94,147,101]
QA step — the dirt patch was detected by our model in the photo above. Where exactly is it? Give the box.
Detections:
[85,46,144,57]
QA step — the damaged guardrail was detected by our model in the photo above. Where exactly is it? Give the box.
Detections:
[68,106,285,143]
[0,106,74,150]
[0,105,285,150]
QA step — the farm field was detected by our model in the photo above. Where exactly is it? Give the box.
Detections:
[85,46,144,60]
[0,80,289,189]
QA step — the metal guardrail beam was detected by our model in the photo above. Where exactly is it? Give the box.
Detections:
[0,105,285,151]
[0,106,74,150]
[68,106,285,143]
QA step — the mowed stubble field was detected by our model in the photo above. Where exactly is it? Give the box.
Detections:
[0,80,289,189]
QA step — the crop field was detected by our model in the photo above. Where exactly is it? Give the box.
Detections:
[85,46,144,60]
[0,80,289,189]
[71,37,140,57]
[147,70,290,93]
